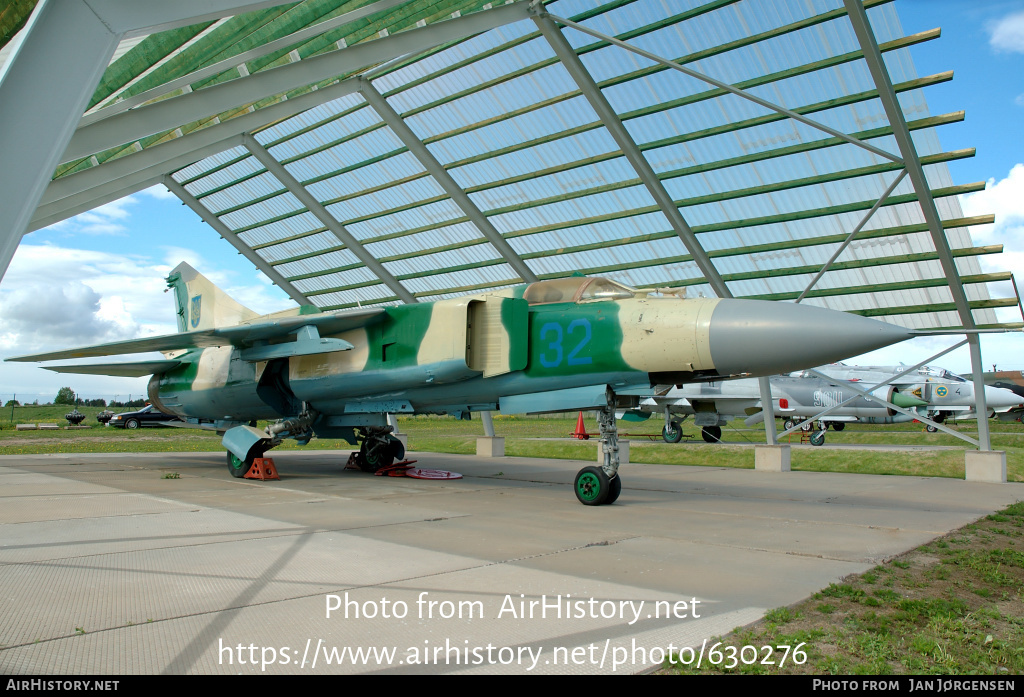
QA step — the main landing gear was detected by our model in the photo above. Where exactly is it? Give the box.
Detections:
[574,406,622,506]
[349,425,406,473]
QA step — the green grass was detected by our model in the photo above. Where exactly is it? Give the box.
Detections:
[2,412,1022,482]
[662,501,1024,675]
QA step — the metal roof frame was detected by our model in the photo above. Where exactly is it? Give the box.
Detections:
[1,0,1019,451]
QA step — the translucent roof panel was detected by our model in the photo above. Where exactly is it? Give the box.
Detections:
[39,0,1015,327]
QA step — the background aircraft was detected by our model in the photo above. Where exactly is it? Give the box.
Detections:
[624,374,931,444]
[810,363,1024,428]
[9,263,915,504]
[627,365,1021,445]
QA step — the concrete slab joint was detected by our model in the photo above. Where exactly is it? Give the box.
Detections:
[755,444,791,472]
[965,450,1007,483]
[477,436,504,457]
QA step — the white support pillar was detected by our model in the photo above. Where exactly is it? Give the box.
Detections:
[480,410,496,437]
[0,0,122,281]
[758,377,778,446]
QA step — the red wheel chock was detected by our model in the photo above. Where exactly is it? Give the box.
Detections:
[245,458,280,480]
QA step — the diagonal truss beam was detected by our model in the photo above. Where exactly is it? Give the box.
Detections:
[82,0,410,126]
[805,368,979,447]
[774,340,976,446]
[359,79,539,284]
[162,176,313,307]
[545,10,903,165]
[62,1,532,165]
[843,0,989,450]
[795,169,907,303]
[31,78,364,231]
[532,11,731,299]
[243,135,417,304]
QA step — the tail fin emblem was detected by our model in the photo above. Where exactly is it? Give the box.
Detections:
[190,295,202,328]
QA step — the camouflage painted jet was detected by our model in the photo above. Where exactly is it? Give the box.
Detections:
[9,263,914,505]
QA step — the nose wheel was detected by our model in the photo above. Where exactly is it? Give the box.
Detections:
[575,402,624,505]
[574,467,621,506]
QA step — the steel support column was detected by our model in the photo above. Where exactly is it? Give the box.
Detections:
[0,0,121,282]
[360,79,538,284]
[243,135,417,304]
[759,377,778,445]
[163,176,313,306]
[480,410,496,438]
[843,0,989,449]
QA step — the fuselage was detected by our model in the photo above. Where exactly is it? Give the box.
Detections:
[151,284,722,423]
[148,276,914,430]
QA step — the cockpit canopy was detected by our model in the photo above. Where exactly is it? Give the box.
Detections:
[523,277,638,305]
[917,366,968,382]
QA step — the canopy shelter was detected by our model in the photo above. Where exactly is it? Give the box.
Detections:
[1,0,1019,450]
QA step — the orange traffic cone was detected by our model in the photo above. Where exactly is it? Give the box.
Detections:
[572,411,590,440]
[245,457,280,480]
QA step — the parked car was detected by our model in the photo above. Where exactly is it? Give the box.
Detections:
[107,404,183,429]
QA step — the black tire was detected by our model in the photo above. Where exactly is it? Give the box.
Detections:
[800,420,813,432]
[810,431,825,447]
[831,422,845,432]
[574,466,610,506]
[125,418,140,430]
[605,475,622,505]
[662,420,683,443]
[226,450,256,478]
[783,419,795,431]
[360,438,395,473]
[926,425,938,433]
[701,425,722,443]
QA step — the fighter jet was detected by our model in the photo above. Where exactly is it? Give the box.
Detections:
[624,373,932,444]
[973,369,1024,421]
[809,363,1024,429]
[9,263,914,505]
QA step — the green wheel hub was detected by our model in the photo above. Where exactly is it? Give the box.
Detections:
[574,466,611,506]
[577,472,602,501]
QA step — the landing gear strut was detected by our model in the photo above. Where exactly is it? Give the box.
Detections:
[662,411,683,443]
[352,426,406,473]
[574,403,622,505]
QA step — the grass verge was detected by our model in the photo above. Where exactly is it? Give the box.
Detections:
[661,501,1024,675]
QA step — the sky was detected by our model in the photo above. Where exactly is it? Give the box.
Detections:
[1,0,1023,405]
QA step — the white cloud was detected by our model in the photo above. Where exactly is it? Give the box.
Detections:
[1016,93,1024,107]
[142,184,177,201]
[989,10,1024,53]
[960,165,1024,285]
[45,197,139,236]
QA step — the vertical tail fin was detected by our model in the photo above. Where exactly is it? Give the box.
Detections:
[166,262,258,332]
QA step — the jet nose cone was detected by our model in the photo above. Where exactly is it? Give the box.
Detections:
[708,300,912,377]
[983,385,1024,409]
